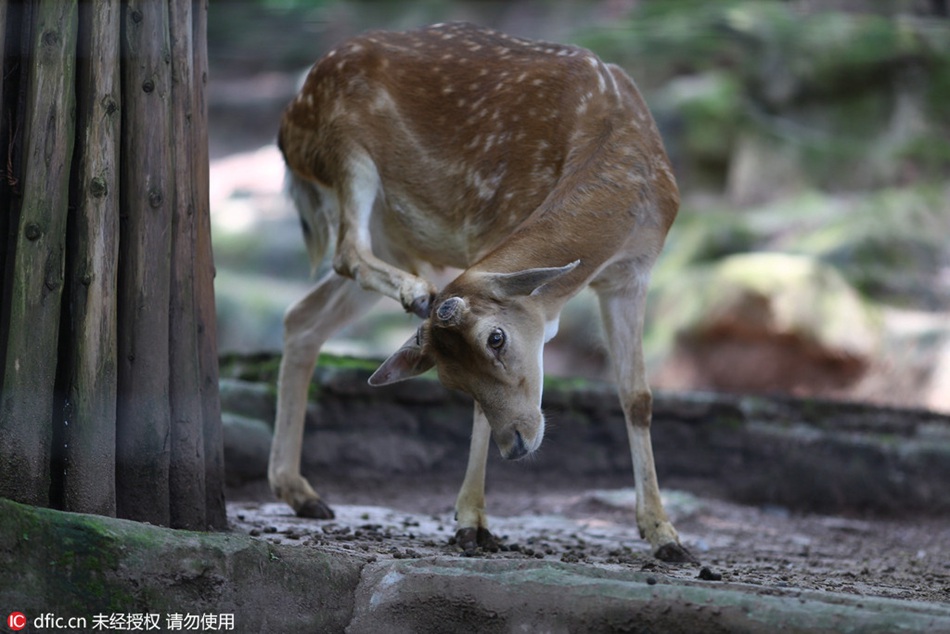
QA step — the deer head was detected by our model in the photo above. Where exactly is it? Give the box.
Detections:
[368,261,579,460]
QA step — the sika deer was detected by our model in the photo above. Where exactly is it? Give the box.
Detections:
[270,22,693,562]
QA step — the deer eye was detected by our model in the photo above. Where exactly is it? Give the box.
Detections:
[487,328,506,351]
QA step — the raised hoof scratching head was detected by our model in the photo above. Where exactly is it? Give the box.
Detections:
[408,293,435,319]
[296,498,335,520]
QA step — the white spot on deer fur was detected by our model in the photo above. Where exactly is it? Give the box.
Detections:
[516,71,528,82]
[467,169,503,200]
[370,88,396,113]
[586,56,607,93]
[603,66,619,96]
[531,78,544,87]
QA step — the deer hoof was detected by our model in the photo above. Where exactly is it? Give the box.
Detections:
[455,527,499,553]
[296,498,335,520]
[654,541,698,564]
[407,293,434,319]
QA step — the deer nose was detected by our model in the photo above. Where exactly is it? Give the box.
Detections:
[503,430,529,460]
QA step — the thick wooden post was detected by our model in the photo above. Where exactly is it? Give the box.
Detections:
[1,0,224,529]
[0,0,78,506]
[167,0,206,530]
[115,0,173,525]
[60,0,120,516]
[193,0,226,529]
[0,0,10,301]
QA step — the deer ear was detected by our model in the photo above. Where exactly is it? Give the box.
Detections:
[488,260,580,297]
[368,329,435,386]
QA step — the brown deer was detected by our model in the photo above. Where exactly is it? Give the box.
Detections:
[270,22,693,562]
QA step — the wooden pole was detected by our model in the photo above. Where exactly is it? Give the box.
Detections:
[1,0,223,527]
[193,0,226,529]
[116,0,173,525]
[60,0,121,516]
[0,0,78,506]
[0,0,10,299]
[167,0,206,530]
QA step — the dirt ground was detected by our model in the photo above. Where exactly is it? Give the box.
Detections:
[228,472,950,607]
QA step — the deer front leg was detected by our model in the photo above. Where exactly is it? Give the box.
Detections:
[623,391,696,562]
[597,275,696,563]
[333,153,436,317]
[454,402,498,551]
[269,273,379,518]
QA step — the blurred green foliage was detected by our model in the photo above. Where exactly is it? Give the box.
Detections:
[579,2,950,191]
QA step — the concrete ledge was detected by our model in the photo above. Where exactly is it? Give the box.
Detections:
[0,499,362,632]
[351,558,950,634]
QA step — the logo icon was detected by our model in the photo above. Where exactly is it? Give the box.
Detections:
[7,612,26,631]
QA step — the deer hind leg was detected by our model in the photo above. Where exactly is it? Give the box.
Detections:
[595,268,696,563]
[332,151,437,317]
[454,402,498,551]
[269,271,379,518]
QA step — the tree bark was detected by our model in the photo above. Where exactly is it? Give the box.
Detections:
[0,0,77,506]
